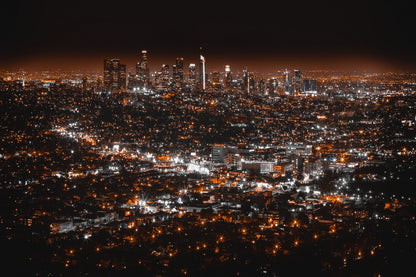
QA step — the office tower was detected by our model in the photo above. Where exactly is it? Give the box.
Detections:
[284,69,291,94]
[173,57,184,89]
[293,69,302,93]
[176,58,184,80]
[224,65,232,88]
[249,74,255,93]
[243,67,249,92]
[199,54,206,90]
[104,58,127,92]
[258,78,265,94]
[119,64,127,90]
[189,63,196,83]
[302,79,310,92]
[128,72,138,90]
[212,71,221,89]
[136,50,150,89]
[21,75,25,88]
[104,59,113,91]
[161,64,170,90]
[310,79,317,92]
[268,78,277,94]
[172,65,177,79]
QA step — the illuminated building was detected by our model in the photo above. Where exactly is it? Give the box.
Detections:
[284,69,291,94]
[258,78,265,94]
[293,69,302,93]
[161,64,170,90]
[243,67,249,92]
[249,74,255,93]
[224,65,232,88]
[136,50,150,89]
[310,79,317,92]
[199,54,206,90]
[301,78,318,94]
[154,64,170,91]
[119,64,127,90]
[212,71,221,89]
[268,78,277,94]
[188,63,196,88]
[173,57,184,90]
[302,79,310,92]
[104,58,127,92]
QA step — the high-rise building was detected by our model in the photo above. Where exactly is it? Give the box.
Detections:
[119,64,127,90]
[268,78,277,94]
[310,79,317,92]
[104,58,127,92]
[249,74,255,93]
[188,63,196,89]
[199,55,206,90]
[301,78,318,94]
[258,78,265,94]
[243,67,249,93]
[161,64,170,90]
[173,57,184,89]
[284,70,291,94]
[293,69,302,93]
[212,71,221,89]
[224,65,232,88]
[302,79,310,92]
[136,50,150,89]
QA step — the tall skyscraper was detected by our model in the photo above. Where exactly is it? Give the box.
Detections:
[199,55,206,90]
[224,65,232,88]
[302,79,310,92]
[119,64,127,90]
[104,58,127,92]
[173,57,184,89]
[293,69,302,93]
[243,67,249,93]
[212,71,221,89]
[284,70,291,94]
[310,79,317,92]
[161,64,170,90]
[136,50,150,89]
[258,78,265,94]
[268,78,277,94]
[249,74,255,93]
[189,63,196,88]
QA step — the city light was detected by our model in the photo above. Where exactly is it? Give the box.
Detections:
[1,40,415,277]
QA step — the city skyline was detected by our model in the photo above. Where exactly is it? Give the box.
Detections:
[1,1,416,276]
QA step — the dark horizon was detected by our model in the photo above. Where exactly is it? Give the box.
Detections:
[2,0,415,73]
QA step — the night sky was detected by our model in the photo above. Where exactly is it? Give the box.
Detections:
[2,0,415,72]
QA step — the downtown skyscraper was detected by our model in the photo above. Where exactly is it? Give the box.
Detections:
[172,57,184,90]
[199,54,206,91]
[104,59,126,92]
[136,50,150,89]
